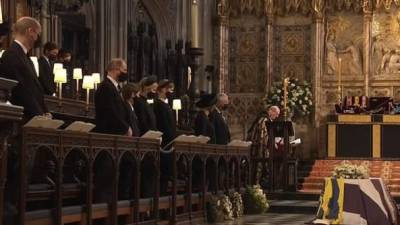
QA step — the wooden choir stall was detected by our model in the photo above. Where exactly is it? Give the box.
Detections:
[0,77,251,225]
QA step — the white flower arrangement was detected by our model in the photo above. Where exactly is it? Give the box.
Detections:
[333,162,370,179]
[266,78,313,118]
[207,194,234,222]
[243,185,269,214]
[230,192,244,218]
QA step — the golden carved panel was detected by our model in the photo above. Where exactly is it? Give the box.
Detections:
[370,88,391,97]
[372,125,381,158]
[327,124,336,158]
[325,14,364,77]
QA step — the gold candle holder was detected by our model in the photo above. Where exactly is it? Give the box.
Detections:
[337,58,342,104]
[283,77,289,121]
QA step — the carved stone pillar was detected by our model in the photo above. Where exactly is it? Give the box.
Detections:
[363,3,372,96]
[312,0,325,157]
[216,15,229,93]
[265,14,274,92]
[95,0,128,75]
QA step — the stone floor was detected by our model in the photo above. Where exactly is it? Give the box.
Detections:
[190,213,314,225]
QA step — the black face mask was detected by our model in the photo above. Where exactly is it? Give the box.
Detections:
[48,54,57,61]
[222,104,229,111]
[33,35,41,49]
[166,92,174,99]
[118,72,128,82]
[147,92,157,99]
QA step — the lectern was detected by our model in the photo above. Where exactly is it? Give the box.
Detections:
[266,121,295,192]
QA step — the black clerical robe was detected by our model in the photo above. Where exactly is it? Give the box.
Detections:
[133,96,157,135]
[194,111,216,144]
[209,108,231,145]
[38,56,56,95]
[154,98,176,146]
[0,41,48,119]
[94,78,130,135]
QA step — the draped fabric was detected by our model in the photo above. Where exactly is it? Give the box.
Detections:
[314,178,398,225]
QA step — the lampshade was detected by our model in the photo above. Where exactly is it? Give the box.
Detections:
[92,73,101,84]
[54,68,67,83]
[73,68,83,80]
[82,75,94,90]
[53,63,63,74]
[30,57,39,77]
[172,99,182,110]
[147,99,154,104]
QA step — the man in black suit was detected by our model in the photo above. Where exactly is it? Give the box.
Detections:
[0,17,50,120]
[210,93,231,145]
[134,75,158,135]
[38,42,58,95]
[94,58,132,136]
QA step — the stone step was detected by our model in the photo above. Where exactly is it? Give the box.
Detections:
[268,200,318,215]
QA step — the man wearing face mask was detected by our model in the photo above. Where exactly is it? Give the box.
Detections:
[209,93,231,145]
[0,17,49,120]
[134,76,158,135]
[94,58,132,136]
[38,42,58,95]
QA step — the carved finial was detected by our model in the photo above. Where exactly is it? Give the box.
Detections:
[265,0,274,15]
[362,0,372,13]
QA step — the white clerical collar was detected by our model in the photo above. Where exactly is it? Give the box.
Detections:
[43,55,49,64]
[107,75,119,89]
[14,40,28,54]
[215,106,222,114]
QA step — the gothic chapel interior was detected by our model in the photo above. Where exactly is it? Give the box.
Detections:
[2,0,400,225]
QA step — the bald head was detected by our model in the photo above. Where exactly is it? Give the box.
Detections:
[268,106,280,120]
[106,58,128,82]
[216,93,229,110]
[13,17,41,35]
[13,17,41,51]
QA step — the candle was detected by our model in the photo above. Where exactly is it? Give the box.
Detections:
[0,0,4,24]
[191,0,199,48]
[338,57,342,101]
[172,99,182,124]
[54,68,67,100]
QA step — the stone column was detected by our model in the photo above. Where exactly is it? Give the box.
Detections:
[216,15,228,93]
[265,13,274,92]
[312,0,325,157]
[363,1,372,96]
[95,0,128,76]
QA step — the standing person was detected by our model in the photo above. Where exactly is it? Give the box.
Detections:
[210,93,231,145]
[134,75,158,135]
[121,83,141,137]
[193,94,217,144]
[38,42,58,95]
[94,58,132,136]
[154,79,177,147]
[247,105,280,187]
[0,17,50,120]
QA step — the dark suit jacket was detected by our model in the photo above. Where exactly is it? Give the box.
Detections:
[94,78,130,135]
[133,96,157,135]
[194,111,216,144]
[0,41,48,119]
[125,102,141,137]
[38,56,56,95]
[154,98,176,146]
[209,109,231,145]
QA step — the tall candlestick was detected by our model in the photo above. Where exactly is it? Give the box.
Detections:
[191,0,199,47]
[338,58,342,103]
[283,77,289,121]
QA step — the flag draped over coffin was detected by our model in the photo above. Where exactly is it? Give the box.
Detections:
[314,178,398,225]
